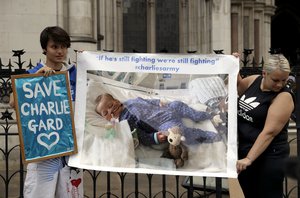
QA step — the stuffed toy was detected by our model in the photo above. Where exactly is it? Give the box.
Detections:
[161,126,188,168]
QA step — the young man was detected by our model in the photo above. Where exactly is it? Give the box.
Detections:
[10,26,83,198]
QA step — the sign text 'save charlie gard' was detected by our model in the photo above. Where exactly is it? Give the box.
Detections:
[12,72,77,163]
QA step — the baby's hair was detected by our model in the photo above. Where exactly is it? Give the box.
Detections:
[95,93,113,105]
[94,93,114,114]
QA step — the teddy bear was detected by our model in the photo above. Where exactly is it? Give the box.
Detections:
[161,126,188,168]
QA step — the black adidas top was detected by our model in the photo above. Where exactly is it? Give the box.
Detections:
[237,76,291,158]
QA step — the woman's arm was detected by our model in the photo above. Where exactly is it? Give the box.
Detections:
[237,75,259,96]
[232,52,260,96]
[232,52,242,88]
[236,92,294,173]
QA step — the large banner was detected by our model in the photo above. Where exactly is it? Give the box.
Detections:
[12,72,77,163]
[69,51,239,178]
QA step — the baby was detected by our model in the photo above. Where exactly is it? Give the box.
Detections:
[95,93,222,145]
[95,93,167,146]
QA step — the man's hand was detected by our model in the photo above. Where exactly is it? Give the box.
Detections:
[9,93,15,108]
[37,66,56,76]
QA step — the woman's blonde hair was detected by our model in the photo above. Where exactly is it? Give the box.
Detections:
[263,54,291,73]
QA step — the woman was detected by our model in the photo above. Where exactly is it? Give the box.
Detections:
[235,53,294,198]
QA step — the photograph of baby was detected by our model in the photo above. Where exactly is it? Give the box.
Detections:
[80,71,229,175]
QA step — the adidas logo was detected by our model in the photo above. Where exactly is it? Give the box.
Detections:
[239,95,260,112]
[238,95,260,122]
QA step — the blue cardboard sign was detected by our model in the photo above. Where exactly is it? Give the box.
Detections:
[12,72,77,163]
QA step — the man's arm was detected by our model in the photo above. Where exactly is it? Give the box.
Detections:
[9,93,15,108]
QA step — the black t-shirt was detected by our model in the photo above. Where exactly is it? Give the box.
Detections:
[237,76,290,158]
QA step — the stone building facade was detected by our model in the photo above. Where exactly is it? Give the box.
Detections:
[0,0,275,64]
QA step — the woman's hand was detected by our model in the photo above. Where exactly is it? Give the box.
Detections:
[36,66,56,76]
[232,52,240,58]
[236,157,252,174]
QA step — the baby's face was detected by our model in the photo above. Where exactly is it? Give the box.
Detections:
[96,95,123,121]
